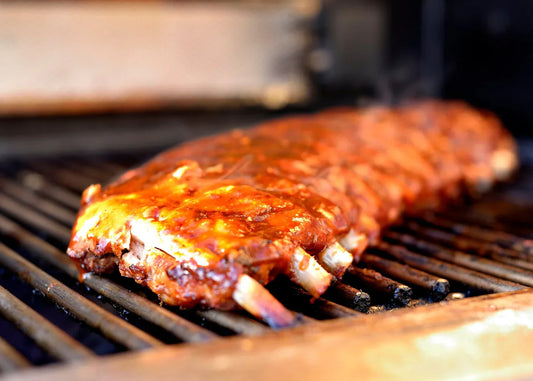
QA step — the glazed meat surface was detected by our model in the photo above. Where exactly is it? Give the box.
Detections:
[67,101,518,325]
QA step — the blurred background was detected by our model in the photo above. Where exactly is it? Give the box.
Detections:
[0,0,532,160]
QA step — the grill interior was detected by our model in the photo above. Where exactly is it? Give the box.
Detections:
[0,153,532,374]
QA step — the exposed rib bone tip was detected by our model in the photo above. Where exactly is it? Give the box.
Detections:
[289,247,332,298]
[339,229,368,257]
[491,149,518,181]
[317,241,354,278]
[233,274,296,328]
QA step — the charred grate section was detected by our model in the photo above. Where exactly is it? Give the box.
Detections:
[0,156,532,373]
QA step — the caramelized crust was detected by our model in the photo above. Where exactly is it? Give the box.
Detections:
[67,101,518,309]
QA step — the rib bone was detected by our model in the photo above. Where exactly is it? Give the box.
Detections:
[339,229,369,259]
[317,241,354,277]
[232,274,296,328]
[491,149,518,181]
[289,247,332,297]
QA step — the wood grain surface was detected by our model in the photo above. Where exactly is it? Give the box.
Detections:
[0,1,311,115]
[4,288,533,381]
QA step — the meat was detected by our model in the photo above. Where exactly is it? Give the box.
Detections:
[67,100,518,327]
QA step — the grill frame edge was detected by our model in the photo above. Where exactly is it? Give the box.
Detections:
[4,288,533,381]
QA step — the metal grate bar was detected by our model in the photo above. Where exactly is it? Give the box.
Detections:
[0,180,283,337]
[402,223,533,271]
[345,266,413,306]
[60,161,118,183]
[383,231,533,287]
[360,253,450,300]
[0,285,95,362]
[195,310,269,336]
[273,284,363,319]
[48,161,103,187]
[436,209,533,240]
[0,242,163,350]
[404,221,533,261]
[83,274,219,341]
[17,170,81,210]
[0,214,217,342]
[324,281,371,312]
[0,190,278,341]
[15,163,352,327]
[0,336,31,373]
[78,158,128,177]
[401,221,533,270]
[414,213,533,255]
[0,156,529,372]
[444,292,466,301]
[8,164,313,334]
[374,241,525,294]
[0,177,77,226]
[0,193,72,243]
[434,209,504,228]
[25,163,92,194]
[485,254,533,272]
[309,298,363,319]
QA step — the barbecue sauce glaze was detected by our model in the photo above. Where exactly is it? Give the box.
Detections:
[68,101,517,309]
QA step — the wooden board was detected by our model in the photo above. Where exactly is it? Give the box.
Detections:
[0,1,313,115]
[5,289,533,381]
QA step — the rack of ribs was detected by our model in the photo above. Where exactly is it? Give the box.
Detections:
[67,100,518,327]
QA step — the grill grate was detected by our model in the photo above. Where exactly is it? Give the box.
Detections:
[0,156,532,373]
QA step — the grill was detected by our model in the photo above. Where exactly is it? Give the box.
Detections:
[0,149,532,378]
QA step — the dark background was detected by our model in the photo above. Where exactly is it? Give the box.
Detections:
[1,0,531,161]
[317,0,533,136]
